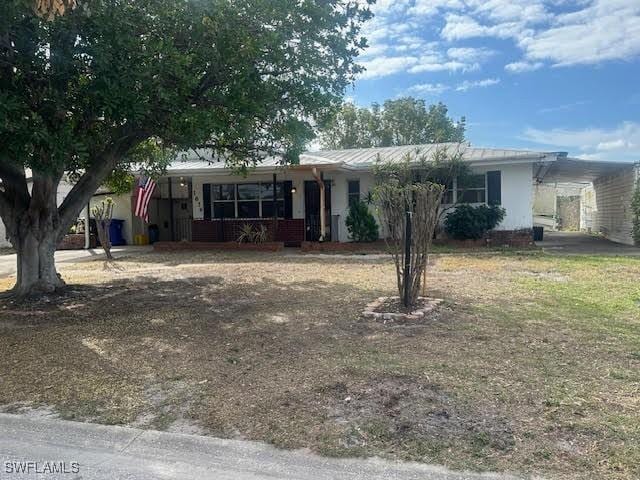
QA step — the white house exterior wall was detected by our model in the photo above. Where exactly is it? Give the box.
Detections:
[468,163,534,231]
[89,192,135,245]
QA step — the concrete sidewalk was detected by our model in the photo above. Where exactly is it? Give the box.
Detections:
[0,246,152,277]
[0,413,524,480]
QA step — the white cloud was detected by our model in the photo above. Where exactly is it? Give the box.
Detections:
[466,0,549,24]
[538,101,589,114]
[408,59,471,73]
[358,0,640,81]
[358,40,491,79]
[408,0,464,16]
[519,1,640,66]
[447,47,496,62]
[436,0,640,70]
[358,55,419,79]
[455,77,501,91]
[407,83,450,95]
[522,121,640,161]
[440,13,533,42]
[504,61,543,73]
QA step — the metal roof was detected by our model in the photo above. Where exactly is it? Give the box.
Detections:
[166,143,564,174]
[304,143,562,169]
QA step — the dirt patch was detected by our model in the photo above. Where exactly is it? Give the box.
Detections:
[322,376,514,458]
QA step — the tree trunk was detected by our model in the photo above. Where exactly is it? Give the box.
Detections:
[3,171,67,298]
[12,227,65,297]
[96,220,113,260]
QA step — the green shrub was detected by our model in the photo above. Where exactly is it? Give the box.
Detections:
[345,200,379,242]
[444,204,506,240]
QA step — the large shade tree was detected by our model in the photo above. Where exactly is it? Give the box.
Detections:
[319,97,465,149]
[0,0,371,296]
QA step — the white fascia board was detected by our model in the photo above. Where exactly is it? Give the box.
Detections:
[166,163,344,177]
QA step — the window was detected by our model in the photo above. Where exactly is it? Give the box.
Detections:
[212,184,236,218]
[259,183,285,218]
[348,180,360,206]
[441,178,454,204]
[237,183,260,218]
[211,182,286,219]
[457,174,486,203]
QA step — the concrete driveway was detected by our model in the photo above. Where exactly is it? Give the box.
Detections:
[536,231,640,255]
[0,246,153,277]
[0,414,521,480]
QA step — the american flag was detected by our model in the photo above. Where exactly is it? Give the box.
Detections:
[134,176,156,223]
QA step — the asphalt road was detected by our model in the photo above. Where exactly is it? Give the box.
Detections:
[0,414,524,480]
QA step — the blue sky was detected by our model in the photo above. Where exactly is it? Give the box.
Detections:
[349,0,640,162]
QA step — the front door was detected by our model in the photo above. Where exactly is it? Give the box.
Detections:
[304,180,331,241]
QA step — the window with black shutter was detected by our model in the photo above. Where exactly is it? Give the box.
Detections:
[487,171,502,205]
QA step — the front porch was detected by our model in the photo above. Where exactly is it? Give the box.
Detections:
[148,163,344,246]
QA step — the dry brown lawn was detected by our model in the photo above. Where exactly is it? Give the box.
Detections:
[1,250,639,479]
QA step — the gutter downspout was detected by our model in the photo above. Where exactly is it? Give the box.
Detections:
[312,167,326,241]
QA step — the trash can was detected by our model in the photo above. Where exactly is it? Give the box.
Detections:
[533,226,544,242]
[148,224,160,244]
[109,219,126,246]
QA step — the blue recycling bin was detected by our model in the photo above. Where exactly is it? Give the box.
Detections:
[109,219,126,246]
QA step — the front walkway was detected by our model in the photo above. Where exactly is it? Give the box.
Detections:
[0,413,519,480]
[536,231,640,255]
[0,246,153,277]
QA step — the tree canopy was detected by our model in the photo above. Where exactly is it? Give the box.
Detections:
[319,97,465,149]
[0,0,371,295]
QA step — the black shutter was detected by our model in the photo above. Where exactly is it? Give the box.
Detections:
[284,181,293,219]
[203,184,212,219]
[487,171,501,205]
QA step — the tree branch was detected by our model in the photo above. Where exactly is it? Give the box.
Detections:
[57,131,148,239]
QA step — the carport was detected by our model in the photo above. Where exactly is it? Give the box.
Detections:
[534,156,639,246]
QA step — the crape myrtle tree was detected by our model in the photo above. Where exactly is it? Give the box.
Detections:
[373,146,469,307]
[0,0,372,297]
